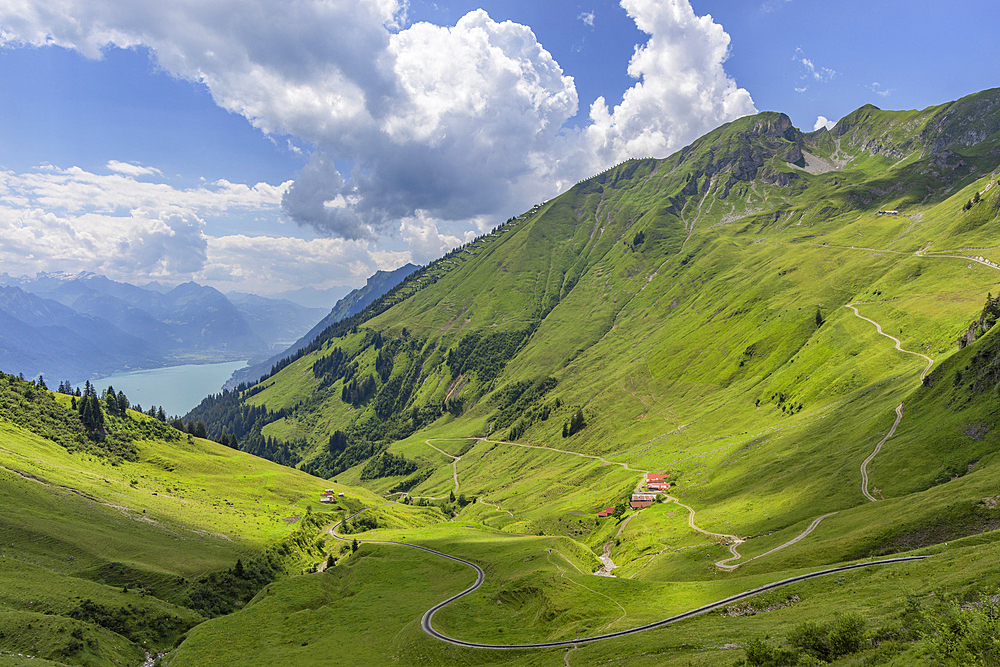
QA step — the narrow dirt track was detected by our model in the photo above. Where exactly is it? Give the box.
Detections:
[860,404,904,502]
[662,495,743,568]
[845,303,934,383]
[423,439,463,493]
[845,304,934,501]
[716,512,839,570]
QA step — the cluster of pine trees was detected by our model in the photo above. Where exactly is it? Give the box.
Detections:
[562,408,586,438]
[446,328,532,384]
[342,374,377,406]
[359,451,419,481]
[73,381,105,435]
[55,380,171,423]
[1,372,179,461]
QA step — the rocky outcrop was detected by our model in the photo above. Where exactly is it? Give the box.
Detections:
[958,292,1000,349]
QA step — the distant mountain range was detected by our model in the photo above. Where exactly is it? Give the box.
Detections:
[0,272,327,382]
[224,263,419,388]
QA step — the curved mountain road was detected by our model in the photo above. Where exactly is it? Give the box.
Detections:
[422,439,838,573]
[716,512,839,570]
[330,510,925,650]
[423,438,463,493]
[660,495,744,568]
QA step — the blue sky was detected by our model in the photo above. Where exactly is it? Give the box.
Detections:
[0,0,996,295]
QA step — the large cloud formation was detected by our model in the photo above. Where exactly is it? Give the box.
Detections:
[0,0,755,243]
[0,165,407,293]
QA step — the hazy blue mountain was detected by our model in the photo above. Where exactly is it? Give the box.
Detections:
[138,280,176,294]
[0,286,160,380]
[265,285,353,309]
[25,278,175,344]
[12,274,266,358]
[0,273,326,382]
[225,293,328,353]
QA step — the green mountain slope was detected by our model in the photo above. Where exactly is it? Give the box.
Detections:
[188,88,1000,478]
[10,88,1000,666]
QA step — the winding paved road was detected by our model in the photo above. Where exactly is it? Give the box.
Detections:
[330,510,926,650]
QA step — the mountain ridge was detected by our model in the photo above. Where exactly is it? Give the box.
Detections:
[224,262,420,389]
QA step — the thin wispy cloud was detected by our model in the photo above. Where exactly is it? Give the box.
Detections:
[106,161,164,177]
[868,82,893,98]
[794,47,835,82]
[761,0,792,12]
[578,11,595,27]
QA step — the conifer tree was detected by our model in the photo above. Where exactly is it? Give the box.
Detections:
[105,391,119,414]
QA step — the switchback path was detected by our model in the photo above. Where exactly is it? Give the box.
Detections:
[477,497,513,517]
[660,495,744,569]
[860,404,904,502]
[845,304,934,501]
[330,510,926,650]
[474,440,836,573]
[423,438,463,493]
[845,303,934,384]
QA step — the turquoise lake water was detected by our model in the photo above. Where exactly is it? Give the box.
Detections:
[88,360,247,419]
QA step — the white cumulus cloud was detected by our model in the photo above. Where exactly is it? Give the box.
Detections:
[0,164,419,292]
[0,165,299,287]
[561,0,757,182]
[813,116,836,131]
[0,0,756,256]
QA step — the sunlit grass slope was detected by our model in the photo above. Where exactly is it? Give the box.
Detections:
[175,90,1000,666]
[14,89,1000,665]
[0,388,386,666]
